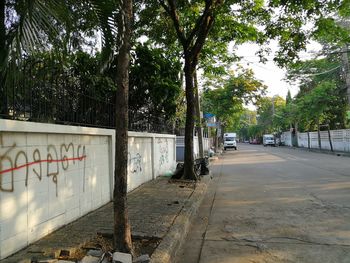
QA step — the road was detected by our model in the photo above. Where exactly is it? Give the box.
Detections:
[175,144,350,263]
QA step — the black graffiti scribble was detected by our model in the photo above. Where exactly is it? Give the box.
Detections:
[129,152,142,174]
[158,139,169,167]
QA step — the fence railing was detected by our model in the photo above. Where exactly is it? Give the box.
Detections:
[0,77,174,134]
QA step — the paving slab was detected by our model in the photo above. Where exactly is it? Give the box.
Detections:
[0,176,211,263]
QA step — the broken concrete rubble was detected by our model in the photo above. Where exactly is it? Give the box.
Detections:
[86,249,103,257]
[112,252,132,263]
[79,255,100,263]
[132,254,150,263]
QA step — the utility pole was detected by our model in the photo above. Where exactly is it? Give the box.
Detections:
[341,45,350,105]
[271,96,277,145]
[271,96,275,116]
[194,70,204,158]
[339,19,350,106]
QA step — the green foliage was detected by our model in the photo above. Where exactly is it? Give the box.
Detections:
[5,51,117,123]
[237,109,257,140]
[296,80,344,130]
[129,44,183,125]
[202,68,266,131]
[313,17,350,46]
[255,96,286,133]
[285,46,348,130]
[1,0,68,73]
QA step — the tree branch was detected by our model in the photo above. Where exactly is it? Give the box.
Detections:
[190,8,215,67]
[185,1,212,48]
[159,0,187,49]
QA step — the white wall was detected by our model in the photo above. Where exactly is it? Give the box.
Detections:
[0,120,176,259]
[296,129,350,152]
[127,132,176,191]
[176,136,211,162]
[281,131,292,147]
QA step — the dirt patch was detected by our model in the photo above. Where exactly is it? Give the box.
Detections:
[74,234,161,259]
[132,235,162,257]
[168,179,197,189]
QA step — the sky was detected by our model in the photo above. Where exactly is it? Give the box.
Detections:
[234,41,322,100]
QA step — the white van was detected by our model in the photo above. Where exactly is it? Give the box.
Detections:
[263,134,275,146]
[224,133,237,150]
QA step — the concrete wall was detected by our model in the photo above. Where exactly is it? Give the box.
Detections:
[281,132,292,147]
[127,132,176,191]
[281,129,350,152]
[176,136,211,162]
[296,129,350,152]
[0,120,176,259]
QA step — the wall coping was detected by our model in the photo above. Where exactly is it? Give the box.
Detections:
[0,119,114,136]
[0,120,176,138]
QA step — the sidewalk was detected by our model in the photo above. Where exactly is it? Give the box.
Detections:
[1,175,211,263]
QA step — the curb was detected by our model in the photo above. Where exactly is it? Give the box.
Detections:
[150,175,211,263]
[283,146,350,158]
[307,148,350,157]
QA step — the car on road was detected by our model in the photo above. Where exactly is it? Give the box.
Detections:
[263,134,276,146]
[224,132,237,150]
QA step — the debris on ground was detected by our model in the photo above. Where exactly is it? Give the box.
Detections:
[112,252,132,263]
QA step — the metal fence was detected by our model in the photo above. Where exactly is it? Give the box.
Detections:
[0,61,175,134]
[1,79,117,128]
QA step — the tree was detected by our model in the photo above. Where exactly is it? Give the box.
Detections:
[129,44,182,130]
[0,0,134,253]
[137,0,350,180]
[238,109,257,141]
[0,0,69,116]
[113,0,133,253]
[297,81,338,128]
[286,52,348,130]
[156,0,222,180]
[202,68,266,131]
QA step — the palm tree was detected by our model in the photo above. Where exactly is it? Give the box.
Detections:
[0,0,68,116]
[0,0,133,253]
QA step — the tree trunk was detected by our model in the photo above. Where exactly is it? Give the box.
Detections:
[158,1,217,180]
[183,57,197,180]
[113,0,133,253]
[307,131,310,149]
[194,70,204,158]
[0,0,7,116]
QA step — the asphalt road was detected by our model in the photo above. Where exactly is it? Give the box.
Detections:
[175,144,350,263]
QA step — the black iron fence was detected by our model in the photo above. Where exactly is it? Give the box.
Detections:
[0,60,175,134]
[0,85,175,134]
[1,76,116,128]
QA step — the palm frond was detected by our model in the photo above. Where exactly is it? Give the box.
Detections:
[89,0,119,71]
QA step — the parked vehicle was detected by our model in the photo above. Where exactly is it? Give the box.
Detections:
[224,132,237,150]
[263,134,276,146]
[249,138,260,144]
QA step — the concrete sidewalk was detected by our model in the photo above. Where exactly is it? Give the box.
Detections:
[1,175,211,263]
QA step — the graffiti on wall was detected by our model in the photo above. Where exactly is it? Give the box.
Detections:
[0,134,87,196]
[128,152,142,174]
[157,138,169,167]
